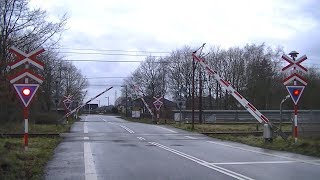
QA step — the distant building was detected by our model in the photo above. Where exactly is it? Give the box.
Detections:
[131,96,176,119]
[82,104,99,113]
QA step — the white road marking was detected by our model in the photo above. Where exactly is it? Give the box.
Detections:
[210,161,295,165]
[206,141,320,166]
[157,126,177,133]
[137,137,146,141]
[83,122,97,180]
[185,136,198,139]
[149,141,254,180]
[108,122,135,133]
[84,122,88,134]
[84,137,97,180]
[119,125,135,133]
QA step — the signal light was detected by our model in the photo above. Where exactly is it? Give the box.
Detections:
[293,89,300,96]
[22,88,31,96]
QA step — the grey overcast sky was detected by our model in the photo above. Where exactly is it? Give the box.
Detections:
[29,0,320,106]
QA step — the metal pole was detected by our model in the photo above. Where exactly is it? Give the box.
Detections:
[199,67,203,124]
[280,101,283,131]
[89,104,90,114]
[192,56,195,130]
[294,105,298,143]
[179,108,182,126]
[125,85,128,117]
[290,52,298,143]
[24,107,28,150]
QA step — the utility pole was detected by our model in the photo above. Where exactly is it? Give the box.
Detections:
[199,66,203,124]
[121,85,128,117]
[125,86,128,117]
[192,56,195,130]
[106,96,109,106]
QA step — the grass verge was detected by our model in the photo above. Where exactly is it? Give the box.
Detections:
[0,137,61,180]
[0,117,77,179]
[171,123,320,157]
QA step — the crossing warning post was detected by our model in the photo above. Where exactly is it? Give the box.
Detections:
[281,51,308,143]
[153,97,163,124]
[7,46,45,150]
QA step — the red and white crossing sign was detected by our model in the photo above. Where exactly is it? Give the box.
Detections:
[8,69,44,84]
[153,97,163,111]
[7,46,45,150]
[281,51,308,143]
[63,95,73,111]
[283,73,307,86]
[8,46,45,70]
[281,54,307,73]
[13,84,39,107]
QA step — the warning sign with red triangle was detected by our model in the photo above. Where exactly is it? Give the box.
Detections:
[13,84,39,107]
[63,95,73,111]
[286,85,305,105]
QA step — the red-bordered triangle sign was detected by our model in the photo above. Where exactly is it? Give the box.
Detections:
[13,84,39,107]
[63,95,73,111]
[153,97,163,111]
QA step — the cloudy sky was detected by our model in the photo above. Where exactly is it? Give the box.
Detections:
[29,0,320,106]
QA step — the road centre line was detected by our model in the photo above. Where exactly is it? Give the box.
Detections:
[149,141,254,180]
[107,122,135,134]
[119,125,135,133]
[206,141,320,166]
[210,161,295,165]
[137,137,146,141]
[157,126,177,133]
[84,122,88,134]
[185,136,198,139]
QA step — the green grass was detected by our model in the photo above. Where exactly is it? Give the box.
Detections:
[171,123,292,132]
[0,137,61,180]
[0,117,77,179]
[170,122,320,157]
[208,135,320,157]
[0,118,76,134]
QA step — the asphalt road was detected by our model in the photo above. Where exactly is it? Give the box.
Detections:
[45,115,320,180]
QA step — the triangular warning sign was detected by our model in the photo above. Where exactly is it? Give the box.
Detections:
[13,84,39,107]
[63,101,71,110]
[153,101,163,111]
[286,86,305,105]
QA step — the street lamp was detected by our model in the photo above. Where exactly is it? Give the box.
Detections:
[121,85,128,117]
[96,99,100,107]
[280,95,291,130]
[105,96,109,106]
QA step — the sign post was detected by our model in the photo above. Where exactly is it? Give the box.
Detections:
[7,46,45,150]
[281,51,308,143]
[153,97,163,124]
[63,94,73,124]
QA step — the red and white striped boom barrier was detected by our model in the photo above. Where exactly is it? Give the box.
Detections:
[192,52,287,140]
[63,87,113,118]
[133,85,154,117]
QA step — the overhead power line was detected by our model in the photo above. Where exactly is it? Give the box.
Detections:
[85,77,127,79]
[60,52,165,57]
[88,84,125,87]
[65,60,144,62]
[64,59,174,63]
[52,47,171,54]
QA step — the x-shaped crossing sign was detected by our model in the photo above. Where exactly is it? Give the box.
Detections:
[8,46,45,70]
[281,54,308,73]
